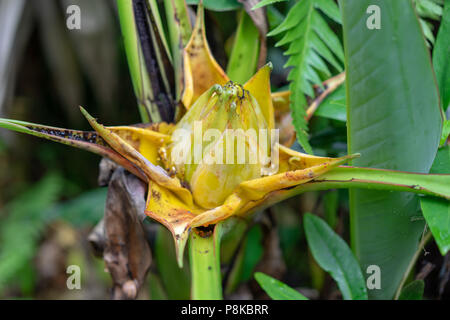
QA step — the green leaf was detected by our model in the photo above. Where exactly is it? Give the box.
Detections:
[117,0,158,122]
[430,145,450,174]
[440,120,450,147]
[147,272,168,300]
[315,83,346,121]
[155,226,191,300]
[186,0,242,11]
[398,280,425,300]
[433,0,450,110]
[324,190,339,228]
[415,0,442,20]
[226,11,260,83]
[303,213,368,300]
[239,226,264,282]
[51,188,107,226]
[341,0,442,299]
[164,0,192,101]
[420,146,450,255]
[268,0,344,154]
[253,0,288,10]
[254,272,309,300]
[419,19,436,45]
[0,173,64,291]
[421,197,450,255]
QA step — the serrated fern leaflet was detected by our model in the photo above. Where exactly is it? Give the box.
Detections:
[414,0,443,46]
[268,0,344,154]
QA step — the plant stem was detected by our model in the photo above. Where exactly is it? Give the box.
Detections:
[164,0,192,101]
[394,231,432,300]
[189,225,223,300]
[116,0,161,123]
[252,166,450,215]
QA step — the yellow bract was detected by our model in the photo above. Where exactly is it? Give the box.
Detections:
[182,5,228,109]
[172,81,269,209]
[78,6,357,267]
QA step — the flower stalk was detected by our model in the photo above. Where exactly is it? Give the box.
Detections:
[189,225,223,300]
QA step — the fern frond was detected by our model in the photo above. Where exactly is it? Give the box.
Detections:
[0,173,106,294]
[0,174,63,292]
[268,0,344,154]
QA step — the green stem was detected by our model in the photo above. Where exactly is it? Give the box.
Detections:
[164,0,192,101]
[189,225,223,300]
[250,166,450,216]
[116,0,161,123]
[394,231,432,300]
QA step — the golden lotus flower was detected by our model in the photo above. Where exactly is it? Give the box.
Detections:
[79,8,355,264]
[0,6,356,266]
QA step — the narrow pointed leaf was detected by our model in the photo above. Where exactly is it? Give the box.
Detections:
[441,120,450,147]
[420,146,450,255]
[186,0,242,11]
[226,11,260,83]
[255,272,308,300]
[131,0,175,122]
[433,0,450,110]
[252,0,287,10]
[164,0,192,100]
[147,0,173,65]
[155,226,191,299]
[420,197,450,255]
[117,0,156,122]
[398,280,424,300]
[304,213,368,300]
[0,118,145,181]
[238,0,268,68]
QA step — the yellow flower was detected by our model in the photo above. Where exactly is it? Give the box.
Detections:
[77,7,356,265]
[0,6,357,266]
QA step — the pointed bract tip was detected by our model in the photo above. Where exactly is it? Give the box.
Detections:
[79,107,103,131]
[78,105,87,114]
[79,106,94,121]
[196,0,204,18]
[174,230,190,269]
